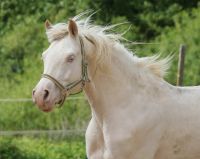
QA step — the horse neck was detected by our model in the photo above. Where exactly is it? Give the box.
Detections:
[83,42,168,123]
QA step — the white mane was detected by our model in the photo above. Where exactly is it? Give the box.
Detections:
[46,12,171,78]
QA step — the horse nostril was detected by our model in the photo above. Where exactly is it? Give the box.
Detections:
[32,89,36,96]
[32,89,36,103]
[43,89,49,100]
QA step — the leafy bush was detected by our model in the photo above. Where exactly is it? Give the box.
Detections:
[88,0,199,40]
[133,7,200,85]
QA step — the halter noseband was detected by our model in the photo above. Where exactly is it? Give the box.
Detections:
[42,36,90,107]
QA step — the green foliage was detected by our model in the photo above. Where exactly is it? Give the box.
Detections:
[0,17,46,79]
[88,0,199,40]
[133,7,200,85]
[0,137,85,159]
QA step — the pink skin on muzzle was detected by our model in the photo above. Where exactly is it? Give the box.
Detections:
[32,78,61,112]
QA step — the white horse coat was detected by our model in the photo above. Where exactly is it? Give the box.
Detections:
[85,44,200,159]
[32,13,200,159]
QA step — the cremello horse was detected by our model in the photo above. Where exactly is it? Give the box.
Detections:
[32,13,200,159]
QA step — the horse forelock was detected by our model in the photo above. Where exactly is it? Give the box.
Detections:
[46,23,68,43]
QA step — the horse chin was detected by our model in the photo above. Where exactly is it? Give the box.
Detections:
[37,100,55,113]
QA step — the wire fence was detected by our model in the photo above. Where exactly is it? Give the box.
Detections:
[0,96,85,102]
[0,129,86,137]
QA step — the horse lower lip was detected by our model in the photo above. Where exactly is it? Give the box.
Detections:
[41,106,52,112]
[42,108,51,112]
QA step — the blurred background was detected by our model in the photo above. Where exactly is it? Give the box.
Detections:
[0,0,200,158]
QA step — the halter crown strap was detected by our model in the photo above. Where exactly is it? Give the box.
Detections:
[42,36,90,107]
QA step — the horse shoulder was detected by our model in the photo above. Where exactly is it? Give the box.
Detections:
[102,102,165,159]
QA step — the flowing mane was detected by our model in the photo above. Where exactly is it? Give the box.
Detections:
[46,12,171,78]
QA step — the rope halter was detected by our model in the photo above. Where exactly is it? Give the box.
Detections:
[41,36,90,107]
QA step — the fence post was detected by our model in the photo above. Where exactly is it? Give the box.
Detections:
[177,44,186,86]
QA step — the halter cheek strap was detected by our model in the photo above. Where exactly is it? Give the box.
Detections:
[42,36,90,107]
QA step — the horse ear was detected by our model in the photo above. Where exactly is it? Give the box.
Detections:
[68,19,78,37]
[45,19,52,30]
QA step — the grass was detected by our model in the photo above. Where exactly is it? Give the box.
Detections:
[0,137,86,159]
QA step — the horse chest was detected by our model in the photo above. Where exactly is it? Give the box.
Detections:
[100,116,163,159]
